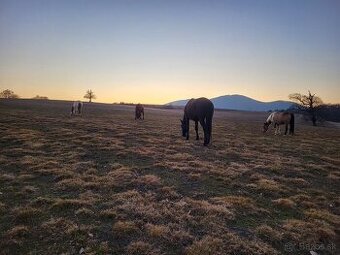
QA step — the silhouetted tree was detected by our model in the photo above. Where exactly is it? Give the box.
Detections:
[0,89,19,99]
[84,90,96,102]
[289,91,323,126]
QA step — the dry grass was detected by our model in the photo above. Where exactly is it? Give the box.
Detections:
[0,99,339,254]
[272,198,296,209]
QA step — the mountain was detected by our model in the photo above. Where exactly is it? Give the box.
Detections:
[166,94,293,112]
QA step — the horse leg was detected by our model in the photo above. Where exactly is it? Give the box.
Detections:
[285,124,288,135]
[186,119,190,140]
[199,119,208,145]
[195,121,199,140]
[274,123,277,135]
[205,115,213,145]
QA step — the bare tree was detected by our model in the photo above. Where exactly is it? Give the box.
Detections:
[289,91,323,126]
[0,89,19,99]
[84,89,96,102]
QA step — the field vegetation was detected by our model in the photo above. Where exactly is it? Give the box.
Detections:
[0,99,339,254]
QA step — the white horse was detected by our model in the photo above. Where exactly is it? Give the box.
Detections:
[263,112,294,135]
[70,101,83,116]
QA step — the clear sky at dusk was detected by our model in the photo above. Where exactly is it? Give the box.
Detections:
[1,0,339,104]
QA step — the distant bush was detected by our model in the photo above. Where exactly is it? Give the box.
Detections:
[32,95,49,100]
[317,104,340,122]
[289,103,340,123]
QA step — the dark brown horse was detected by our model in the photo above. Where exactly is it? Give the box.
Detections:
[181,98,214,146]
[135,104,144,120]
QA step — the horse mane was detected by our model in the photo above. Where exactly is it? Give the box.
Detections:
[266,112,275,123]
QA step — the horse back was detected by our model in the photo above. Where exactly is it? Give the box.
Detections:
[184,98,214,120]
[273,112,292,124]
[136,104,144,112]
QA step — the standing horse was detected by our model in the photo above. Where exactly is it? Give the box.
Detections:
[263,111,294,135]
[70,101,83,116]
[135,104,144,120]
[181,98,214,146]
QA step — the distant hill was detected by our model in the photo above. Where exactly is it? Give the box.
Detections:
[166,94,293,112]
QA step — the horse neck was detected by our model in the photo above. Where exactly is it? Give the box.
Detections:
[183,113,188,122]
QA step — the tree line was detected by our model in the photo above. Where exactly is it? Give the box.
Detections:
[1,88,339,124]
[0,89,96,103]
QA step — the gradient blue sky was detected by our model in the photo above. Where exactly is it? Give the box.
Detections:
[1,0,339,103]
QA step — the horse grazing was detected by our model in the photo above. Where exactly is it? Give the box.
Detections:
[181,97,214,146]
[263,111,294,135]
[135,104,144,120]
[70,101,83,116]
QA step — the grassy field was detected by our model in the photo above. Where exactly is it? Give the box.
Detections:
[0,99,339,255]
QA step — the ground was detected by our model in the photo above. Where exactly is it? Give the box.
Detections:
[0,99,339,255]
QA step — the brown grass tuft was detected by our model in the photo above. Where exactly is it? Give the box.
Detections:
[50,198,91,211]
[21,185,38,194]
[256,179,281,192]
[113,220,140,236]
[0,202,6,213]
[136,174,161,186]
[304,208,340,225]
[75,207,95,216]
[186,236,223,255]
[100,208,117,219]
[0,173,15,181]
[41,217,78,235]
[212,196,268,215]
[3,225,29,244]
[282,219,336,244]
[126,241,157,255]
[13,206,42,223]
[256,225,282,243]
[272,198,296,209]
[145,223,169,238]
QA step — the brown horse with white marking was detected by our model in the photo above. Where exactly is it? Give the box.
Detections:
[263,111,294,135]
[135,104,144,120]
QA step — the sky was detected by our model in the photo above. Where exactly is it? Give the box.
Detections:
[0,0,339,104]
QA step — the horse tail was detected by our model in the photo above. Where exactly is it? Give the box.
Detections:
[290,113,295,134]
